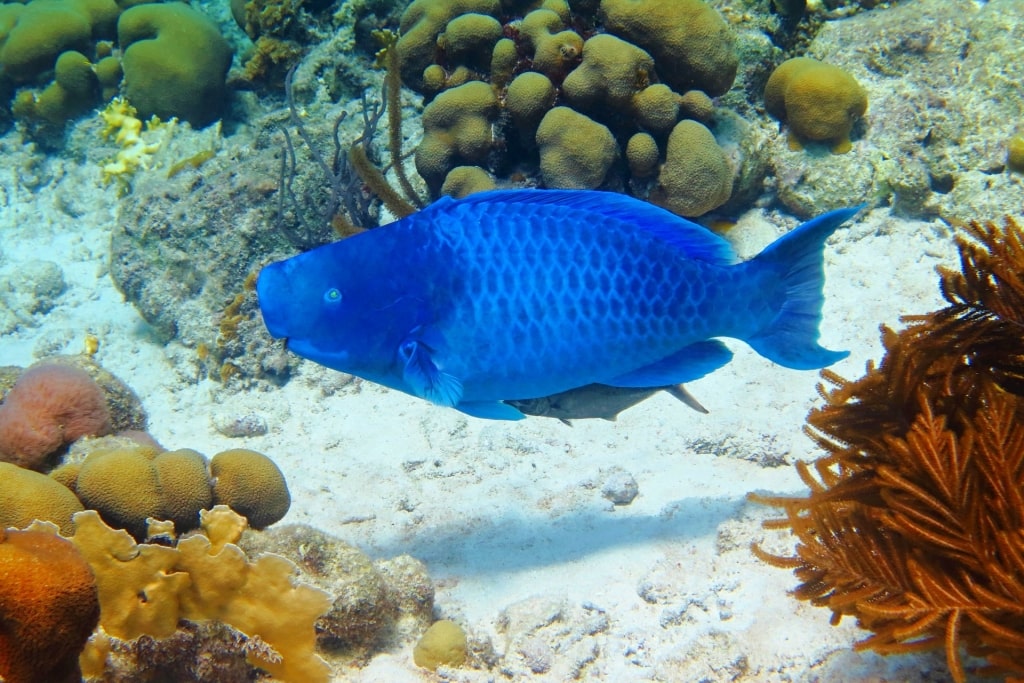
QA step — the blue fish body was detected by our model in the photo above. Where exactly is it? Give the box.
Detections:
[257,190,859,420]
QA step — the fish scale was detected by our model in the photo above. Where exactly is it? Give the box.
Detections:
[432,204,706,399]
[257,189,860,420]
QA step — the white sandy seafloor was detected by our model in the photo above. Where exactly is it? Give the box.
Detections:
[0,132,967,682]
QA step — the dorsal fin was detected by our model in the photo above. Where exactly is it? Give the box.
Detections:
[434,189,737,265]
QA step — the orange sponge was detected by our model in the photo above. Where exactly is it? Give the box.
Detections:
[0,524,100,683]
[0,364,111,470]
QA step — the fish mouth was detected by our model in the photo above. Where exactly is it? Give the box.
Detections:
[285,337,350,368]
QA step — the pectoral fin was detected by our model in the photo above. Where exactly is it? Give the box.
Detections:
[399,338,463,407]
[605,340,733,387]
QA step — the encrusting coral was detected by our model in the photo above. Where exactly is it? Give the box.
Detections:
[751,216,1024,682]
[0,522,100,683]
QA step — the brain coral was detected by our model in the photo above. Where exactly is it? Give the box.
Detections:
[74,445,213,539]
[413,619,468,671]
[0,462,84,535]
[0,363,111,470]
[74,445,165,539]
[0,524,100,683]
[210,449,291,529]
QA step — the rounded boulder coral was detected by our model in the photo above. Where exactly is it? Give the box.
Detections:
[0,525,100,683]
[0,462,84,535]
[649,119,733,217]
[0,363,110,470]
[74,445,213,539]
[764,56,868,154]
[210,449,290,529]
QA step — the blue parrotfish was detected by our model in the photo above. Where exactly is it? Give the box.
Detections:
[256,189,860,421]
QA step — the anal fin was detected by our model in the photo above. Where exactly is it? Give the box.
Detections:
[457,401,527,421]
[605,340,733,387]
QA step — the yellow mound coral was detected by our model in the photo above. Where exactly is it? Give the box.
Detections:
[599,0,738,97]
[626,132,660,178]
[764,56,868,154]
[72,443,287,538]
[505,71,556,131]
[631,83,681,136]
[1008,130,1024,172]
[518,8,583,79]
[210,448,290,530]
[649,120,733,217]
[72,506,332,683]
[414,81,498,193]
[396,0,500,91]
[0,523,99,683]
[413,619,468,671]
[153,448,214,533]
[441,165,497,198]
[562,33,654,116]
[0,462,84,535]
[536,106,617,189]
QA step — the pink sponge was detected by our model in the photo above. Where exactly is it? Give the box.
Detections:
[0,364,111,470]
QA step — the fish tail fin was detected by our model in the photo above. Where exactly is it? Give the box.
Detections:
[745,206,863,370]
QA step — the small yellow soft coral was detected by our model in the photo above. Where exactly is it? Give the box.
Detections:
[71,505,332,682]
[98,97,176,183]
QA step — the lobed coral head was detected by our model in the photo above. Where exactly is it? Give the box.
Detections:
[0,523,100,683]
[0,363,111,470]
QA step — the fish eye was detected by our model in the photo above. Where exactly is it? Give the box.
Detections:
[323,287,342,304]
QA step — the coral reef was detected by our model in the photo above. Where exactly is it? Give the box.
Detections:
[238,524,435,657]
[56,442,289,539]
[393,0,740,216]
[0,522,100,683]
[752,216,1024,682]
[0,0,239,133]
[766,0,1024,220]
[73,506,333,683]
[0,362,111,470]
[0,0,118,130]
[73,444,214,540]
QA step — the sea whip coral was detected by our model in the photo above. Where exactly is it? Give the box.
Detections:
[0,363,111,470]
